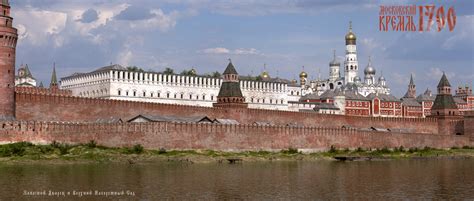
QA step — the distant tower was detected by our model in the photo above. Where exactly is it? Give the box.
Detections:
[431,73,459,116]
[344,21,358,84]
[329,50,340,81]
[378,71,386,87]
[0,0,18,120]
[363,56,376,85]
[213,59,247,108]
[50,64,59,90]
[299,66,307,86]
[260,63,270,80]
[431,73,462,135]
[403,74,416,98]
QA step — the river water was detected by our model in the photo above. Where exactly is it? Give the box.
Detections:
[0,159,473,200]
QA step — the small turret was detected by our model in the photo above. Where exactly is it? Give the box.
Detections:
[403,74,416,98]
[431,72,458,116]
[213,59,247,108]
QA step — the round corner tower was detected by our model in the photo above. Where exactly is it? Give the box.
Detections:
[0,0,18,120]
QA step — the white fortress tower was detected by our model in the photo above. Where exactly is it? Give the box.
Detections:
[344,21,358,84]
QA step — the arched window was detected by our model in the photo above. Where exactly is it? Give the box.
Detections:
[133,91,137,97]
[117,89,121,96]
[143,91,146,97]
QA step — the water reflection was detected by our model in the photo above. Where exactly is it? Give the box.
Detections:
[0,160,473,200]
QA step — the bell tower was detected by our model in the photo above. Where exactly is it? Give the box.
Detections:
[344,21,358,84]
[0,0,18,120]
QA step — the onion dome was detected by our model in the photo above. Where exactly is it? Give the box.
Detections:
[345,21,356,45]
[378,75,386,82]
[299,66,308,78]
[364,56,376,75]
[260,63,270,79]
[354,76,361,83]
[329,50,340,66]
[261,71,269,79]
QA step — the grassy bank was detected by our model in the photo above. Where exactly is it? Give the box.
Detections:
[0,141,473,164]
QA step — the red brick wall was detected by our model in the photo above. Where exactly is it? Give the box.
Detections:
[464,111,474,140]
[15,92,440,134]
[15,86,72,96]
[0,121,470,150]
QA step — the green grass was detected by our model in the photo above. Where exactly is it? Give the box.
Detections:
[0,142,473,162]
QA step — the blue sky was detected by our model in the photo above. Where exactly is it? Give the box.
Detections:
[10,0,474,97]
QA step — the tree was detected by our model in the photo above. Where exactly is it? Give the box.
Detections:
[180,69,196,76]
[163,68,174,75]
[211,71,221,78]
[127,66,145,72]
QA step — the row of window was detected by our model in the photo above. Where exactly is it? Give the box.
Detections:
[116,89,285,104]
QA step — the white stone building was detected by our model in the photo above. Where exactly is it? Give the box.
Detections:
[60,65,302,111]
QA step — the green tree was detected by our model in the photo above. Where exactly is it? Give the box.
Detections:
[180,69,196,76]
[163,68,174,75]
[211,71,221,78]
[127,66,145,72]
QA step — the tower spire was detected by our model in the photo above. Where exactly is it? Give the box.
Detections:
[349,21,352,32]
[50,63,58,89]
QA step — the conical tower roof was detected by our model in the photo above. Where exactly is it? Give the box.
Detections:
[223,60,238,75]
[50,64,58,85]
[437,72,451,87]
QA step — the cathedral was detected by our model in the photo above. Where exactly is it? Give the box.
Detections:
[299,22,390,97]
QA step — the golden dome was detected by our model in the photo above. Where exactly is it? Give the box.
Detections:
[345,21,356,40]
[261,71,269,78]
[299,71,307,78]
[345,32,356,40]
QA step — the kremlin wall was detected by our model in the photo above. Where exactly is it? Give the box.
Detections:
[0,1,473,151]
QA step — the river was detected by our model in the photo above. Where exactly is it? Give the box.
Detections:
[1,159,473,200]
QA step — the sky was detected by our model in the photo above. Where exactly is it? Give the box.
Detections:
[10,0,474,97]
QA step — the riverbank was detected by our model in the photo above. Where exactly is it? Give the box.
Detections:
[0,142,473,164]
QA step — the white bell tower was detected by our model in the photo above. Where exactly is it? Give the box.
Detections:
[344,21,358,84]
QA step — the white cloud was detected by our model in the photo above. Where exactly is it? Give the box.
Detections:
[14,9,67,46]
[117,50,133,66]
[234,48,259,55]
[200,47,231,54]
[427,67,456,80]
[392,72,408,85]
[127,9,178,31]
[199,47,260,55]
